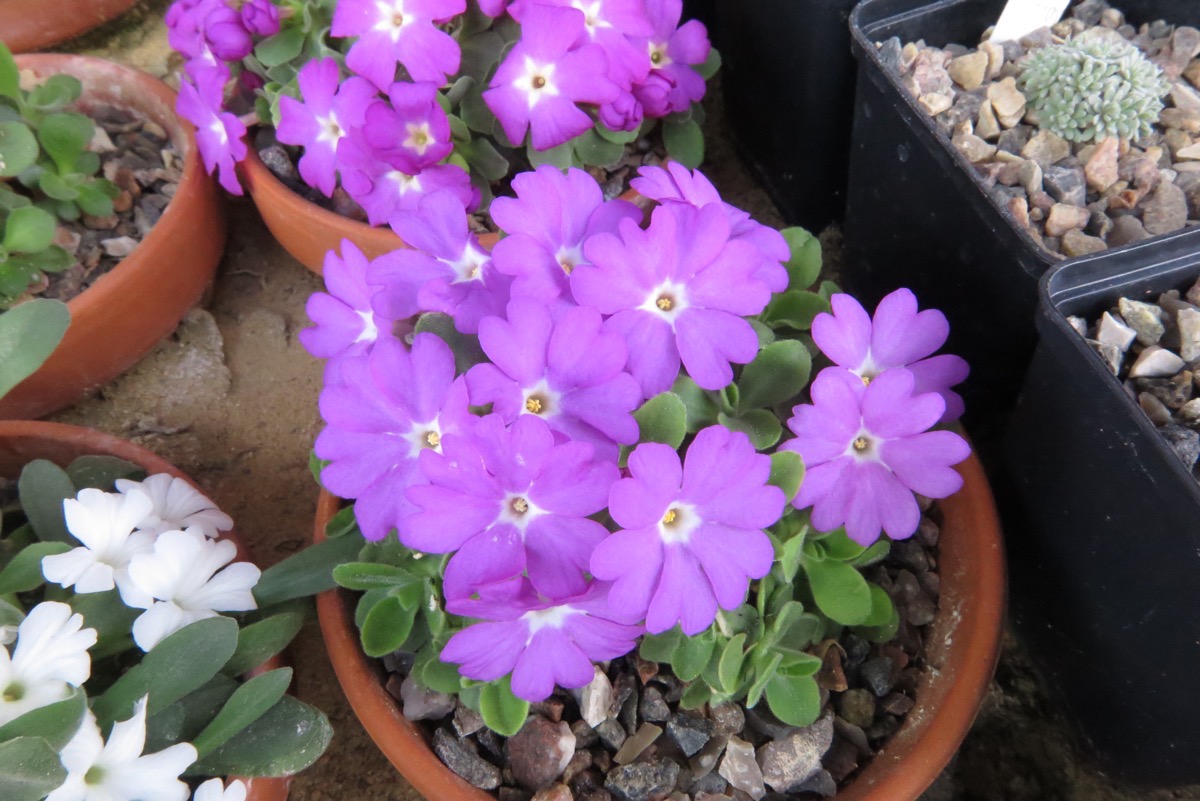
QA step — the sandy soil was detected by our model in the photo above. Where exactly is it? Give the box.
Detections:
[31,2,1200,800]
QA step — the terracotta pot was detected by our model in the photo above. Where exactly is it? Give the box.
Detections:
[0,55,225,420]
[0,0,137,54]
[0,420,290,801]
[314,452,1006,801]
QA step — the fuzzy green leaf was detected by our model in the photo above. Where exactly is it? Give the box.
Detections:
[38,113,93,175]
[360,593,418,657]
[638,628,682,664]
[670,630,715,682]
[765,673,821,727]
[0,43,18,100]
[479,677,529,737]
[3,206,56,254]
[527,140,576,170]
[0,737,68,801]
[802,555,873,626]
[26,75,80,112]
[696,47,722,80]
[458,137,509,182]
[781,227,822,291]
[414,313,487,374]
[662,118,703,168]
[717,410,781,451]
[0,121,38,177]
[737,340,812,412]
[670,375,719,432]
[633,391,687,449]
[255,28,306,67]
[860,583,896,628]
[573,128,624,168]
[333,561,416,591]
[763,290,830,331]
[768,451,805,504]
[717,632,747,695]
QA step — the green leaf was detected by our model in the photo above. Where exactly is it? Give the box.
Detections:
[671,375,719,432]
[192,668,293,757]
[638,627,682,664]
[223,612,305,677]
[802,555,873,626]
[479,677,529,737]
[253,534,364,607]
[0,541,69,594]
[255,27,306,67]
[0,737,68,801]
[16,458,75,543]
[848,539,890,568]
[717,632,746,695]
[0,42,18,100]
[92,617,239,725]
[359,594,418,657]
[190,695,332,777]
[74,181,114,218]
[333,561,416,591]
[38,113,93,175]
[419,649,466,695]
[27,75,80,112]
[696,47,722,80]
[633,391,687,449]
[671,630,715,682]
[763,290,831,331]
[717,410,781,451]
[765,673,821,727]
[594,122,640,144]
[860,583,896,628]
[662,118,703,168]
[768,451,805,504]
[679,678,712,710]
[0,300,68,398]
[3,206,56,254]
[745,648,782,708]
[458,137,509,182]
[459,88,496,135]
[323,505,357,538]
[573,128,624,168]
[775,651,823,678]
[0,688,86,750]
[413,313,487,374]
[0,122,38,177]
[66,455,143,490]
[69,590,138,656]
[781,227,822,291]
[737,340,812,412]
[526,140,576,170]
[37,171,80,202]
[818,529,867,561]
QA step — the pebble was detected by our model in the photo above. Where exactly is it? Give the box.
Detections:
[100,236,139,258]
[1143,180,1190,234]
[1130,345,1186,378]
[837,689,877,729]
[718,738,766,801]
[578,668,615,728]
[532,785,574,801]
[400,675,456,721]
[948,51,988,90]
[1089,340,1123,375]
[860,657,896,697]
[1043,166,1087,206]
[689,735,728,779]
[1097,311,1137,352]
[1108,216,1151,247]
[1179,398,1200,424]
[454,705,485,737]
[509,717,576,790]
[638,687,670,723]
[1061,229,1108,257]
[1044,203,1090,237]
[709,703,745,737]
[1161,424,1200,468]
[1018,159,1043,195]
[953,130,996,162]
[1120,298,1167,346]
[919,93,953,116]
[604,761,679,801]
[595,719,627,752]
[1021,130,1070,166]
[666,714,713,758]
[987,77,1026,127]
[613,723,661,765]
[1180,308,1200,362]
[1084,137,1121,192]
[976,100,1001,140]
[433,729,502,790]
[756,714,834,793]
[796,769,838,797]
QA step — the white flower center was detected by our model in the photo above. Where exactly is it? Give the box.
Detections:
[209,118,228,146]
[354,309,378,345]
[555,243,584,275]
[639,280,689,327]
[499,492,546,534]
[521,379,561,418]
[516,57,559,109]
[404,121,434,155]
[374,0,411,39]
[388,170,421,195]
[522,605,576,640]
[447,243,490,284]
[571,0,608,33]
[405,418,443,459]
[846,430,880,461]
[316,112,343,147]
[649,41,671,68]
[658,502,700,545]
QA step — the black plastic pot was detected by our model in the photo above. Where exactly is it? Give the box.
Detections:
[716,0,860,232]
[1004,234,1200,786]
[843,0,1200,427]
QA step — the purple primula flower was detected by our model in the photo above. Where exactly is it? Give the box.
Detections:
[339,132,477,226]
[783,367,971,546]
[203,5,254,60]
[510,0,653,90]
[371,190,508,333]
[175,67,246,195]
[299,240,400,381]
[811,289,970,422]
[467,298,641,460]
[483,5,620,151]
[331,0,465,89]
[441,583,641,702]
[598,91,643,132]
[490,165,641,308]
[315,333,472,541]
[166,0,223,58]
[240,0,279,36]
[404,414,620,601]
[478,0,509,15]
[276,58,378,197]
[632,162,789,292]
[362,82,453,172]
[590,426,785,635]
[573,202,771,395]
[632,0,709,117]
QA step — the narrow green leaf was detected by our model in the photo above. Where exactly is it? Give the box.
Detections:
[848,539,891,568]
[0,300,69,401]
[737,340,812,412]
[479,677,529,737]
[189,696,332,777]
[222,612,305,678]
[717,632,747,695]
[0,688,86,750]
[192,668,293,757]
[332,561,416,591]
[0,541,69,594]
[802,555,873,626]
[0,737,68,801]
[16,458,75,543]
[253,534,364,607]
[765,673,821,727]
[323,504,357,538]
[745,648,782,708]
[818,529,867,561]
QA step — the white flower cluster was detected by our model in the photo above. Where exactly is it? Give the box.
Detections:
[41,474,259,651]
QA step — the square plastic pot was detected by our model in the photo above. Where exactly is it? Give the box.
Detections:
[715,0,860,233]
[843,0,1200,426]
[1003,232,1200,786]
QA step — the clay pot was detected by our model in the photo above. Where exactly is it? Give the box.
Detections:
[314,452,1006,801]
[0,0,137,54]
[0,55,225,420]
[0,420,289,801]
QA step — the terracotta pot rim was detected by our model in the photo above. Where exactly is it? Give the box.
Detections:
[0,421,291,801]
[314,452,1006,801]
[0,0,137,54]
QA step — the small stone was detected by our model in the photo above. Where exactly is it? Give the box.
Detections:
[1142,180,1189,235]
[976,99,1001,140]
[605,761,680,801]
[796,769,838,797]
[400,675,456,721]
[498,789,532,801]
[860,656,896,697]
[453,705,485,737]
[919,93,953,116]
[509,717,576,790]
[1085,137,1121,192]
[1007,196,1030,228]
[997,125,1032,154]
[1097,311,1137,352]
[952,130,996,162]
[667,714,713,757]
[563,751,593,783]
[709,703,745,737]
[613,723,661,765]
[572,720,598,749]
[1061,229,1108,257]
[837,689,877,729]
[82,213,119,230]
[690,735,728,779]
[1088,340,1123,375]
[948,51,988,89]
[1161,424,1200,468]
[1163,107,1200,134]
[980,40,1004,78]
[1018,158,1043,194]
[638,687,670,723]
[718,737,766,801]
[1179,398,1200,424]
[881,692,916,716]
[98,235,138,259]
[690,771,729,796]
[1022,129,1070,166]
[433,729,501,790]
[1120,298,1167,346]
[532,785,574,801]
[1172,82,1200,115]
[1179,308,1200,363]
[1189,278,1200,307]
[987,77,1026,127]
[1044,203,1090,237]
[577,668,614,728]
[257,144,298,182]
[1108,216,1151,247]
[1130,345,1186,378]
[756,714,835,793]
[1043,166,1087,205]
[877,37,903,74]
[595,719,627,752]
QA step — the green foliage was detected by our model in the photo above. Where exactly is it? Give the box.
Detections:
[0,298,68,400]
[1019,34,1170,143]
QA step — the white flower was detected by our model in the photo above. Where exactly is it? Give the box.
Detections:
[47,698,197,801]
[0,602,96,726]
[42,487,157,606]
[193,778,247,801]
[116,474,234,539]
[127,529,260,652]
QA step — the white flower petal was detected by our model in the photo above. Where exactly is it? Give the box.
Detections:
[41,548,112,593]
[186,562,260,613]
[132,603,213,652]
[193,778,247,801]
[108,742,197,801]
[11,602,96,687]
[119,475,233,539]
[101,696,149,764]
[45,709,102,801]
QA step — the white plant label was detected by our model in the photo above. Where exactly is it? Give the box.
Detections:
[989,0,1070,43]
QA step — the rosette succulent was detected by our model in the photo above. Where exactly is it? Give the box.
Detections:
[1019,34,1170,143]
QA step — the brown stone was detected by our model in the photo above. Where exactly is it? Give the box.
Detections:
[1084,137,1121,192]
[987,77,1026,127]
[1061,229,1108,257]
[1044,203,1091,237]
[948,51,988,90]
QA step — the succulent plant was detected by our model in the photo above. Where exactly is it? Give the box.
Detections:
[1019,34,1170,144]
